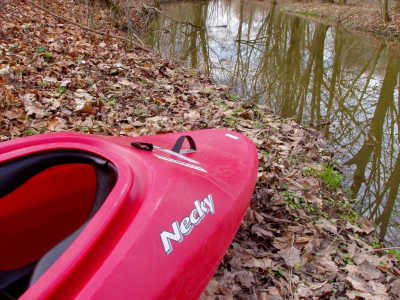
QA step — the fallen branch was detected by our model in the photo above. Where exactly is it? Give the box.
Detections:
[26,0,151,52]
[367,246,400,253]
[262,213,292,224]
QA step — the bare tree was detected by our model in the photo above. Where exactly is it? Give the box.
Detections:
[382,0,390,22]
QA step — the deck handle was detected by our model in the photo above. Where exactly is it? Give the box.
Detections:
[172,135,196,153]
[131,142,153,151]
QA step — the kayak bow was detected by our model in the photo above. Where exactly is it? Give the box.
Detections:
[0,129,258,300]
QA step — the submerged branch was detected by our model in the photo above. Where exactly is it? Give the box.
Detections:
[145,5,202,29]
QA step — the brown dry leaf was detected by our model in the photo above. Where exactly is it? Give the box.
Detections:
[202,278,221,295]
[235,270,255,289]
[367,281,387,295]
[43,76,58,83]
[251,224,274,241]
[303,238,320,254]
[319,218,337,234]
[295,177,319,190]
[313,283,334,297]
[376,260,392,273]
[268,286,281,297]
[346,290,376,300]
[59,79,72,87]
[287,225,304,234]
[4,109,22,120]
[230,256,242,271]
[359,260,382,280]
[346,222,363,234]
[272,237,291,250]
[21,93,45,118]
[295,283,313,298]
[278,247,301,268]
[347,241,357,258]
[272,231,294,250]
[347,287,390,300]
[118,78,138,88]
[47,117,67,132]
[345,264,361,277]
[74,89,93,110]
[279,177,303,192]
[307,150,319,161]
[315,254,339,274]
[346,275,373,293]
[184,110,201,121]
[361,217,376,234]
[389,279,400,297]
[304,194,323,207]
[354,253,380,266]
[242,257,274,271]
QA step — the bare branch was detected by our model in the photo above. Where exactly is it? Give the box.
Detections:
[26,0,151,52]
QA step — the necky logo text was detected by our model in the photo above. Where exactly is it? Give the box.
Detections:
[160,194,215,254]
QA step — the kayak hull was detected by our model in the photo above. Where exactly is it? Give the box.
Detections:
[0,129,258,299]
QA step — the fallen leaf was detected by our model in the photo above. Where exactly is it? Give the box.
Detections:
[278,247,301,268]
[361,217,376,234]
[346,275,373,293]
[242,257,274,271]
[235,270,255,289]
[346,222,363,234]
[319,219,337,234]
[360,260,382,280]
[47,117,67,131]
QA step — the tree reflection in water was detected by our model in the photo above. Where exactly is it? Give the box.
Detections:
[146,0,400,245]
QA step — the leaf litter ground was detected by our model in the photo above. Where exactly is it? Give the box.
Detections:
[0,1,399,299]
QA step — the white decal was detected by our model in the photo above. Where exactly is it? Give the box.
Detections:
[153,145,200,164]
[225,133,239,140]
[159,221,183,255]
[154,154,207,172]
[160,194,215,254]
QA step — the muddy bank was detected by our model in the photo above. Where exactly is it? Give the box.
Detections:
[281,1,400,41]
[0,0,399,298]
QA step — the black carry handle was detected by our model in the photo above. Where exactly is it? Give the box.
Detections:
[131,142,153,151]
[172,135,196,153]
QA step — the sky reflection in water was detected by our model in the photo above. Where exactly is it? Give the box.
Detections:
[146,0,400,245]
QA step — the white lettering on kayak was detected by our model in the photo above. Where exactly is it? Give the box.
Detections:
[154,154,207,173]
[160,194,215,254]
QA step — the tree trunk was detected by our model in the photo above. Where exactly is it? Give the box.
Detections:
[383,0,390,22]
[339,0,347,5]
[42,0,47,9]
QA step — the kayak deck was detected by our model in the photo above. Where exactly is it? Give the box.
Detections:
[0,129,258,299]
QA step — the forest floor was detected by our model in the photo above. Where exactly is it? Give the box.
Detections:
[1,0,400,299]
[281,0,400,41]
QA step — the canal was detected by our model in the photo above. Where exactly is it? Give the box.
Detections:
[146,0,400,245]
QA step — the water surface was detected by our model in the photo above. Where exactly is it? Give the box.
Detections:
[146,0,400,245]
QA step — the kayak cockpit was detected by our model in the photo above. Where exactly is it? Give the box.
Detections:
[0,150,118,299]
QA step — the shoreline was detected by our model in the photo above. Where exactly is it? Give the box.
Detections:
[281,1,400,43]
[1,0,399,298]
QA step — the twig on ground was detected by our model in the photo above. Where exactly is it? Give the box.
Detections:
[262,213,292,224]
[368,246,400,253]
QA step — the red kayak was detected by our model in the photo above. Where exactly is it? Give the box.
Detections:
[0,129,257,299]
